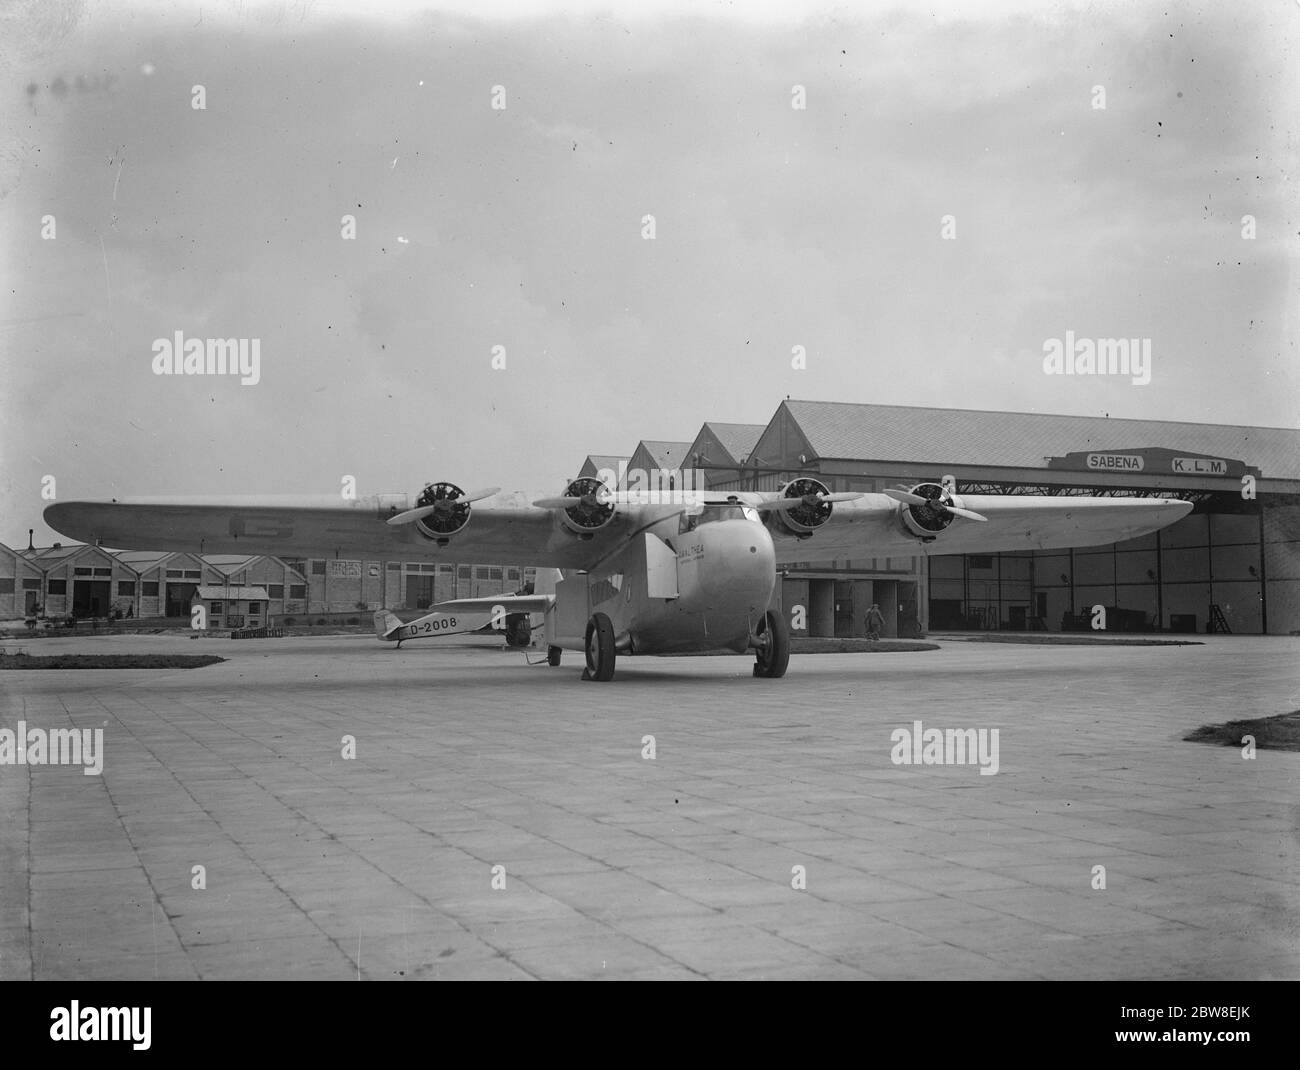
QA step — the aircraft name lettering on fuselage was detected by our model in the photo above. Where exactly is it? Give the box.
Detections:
[678,543,704,561]
[409,617,456,635]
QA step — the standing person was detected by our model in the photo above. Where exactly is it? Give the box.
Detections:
[865,603,885,640]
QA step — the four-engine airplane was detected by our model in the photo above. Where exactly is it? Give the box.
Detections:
[44,476,1193,681]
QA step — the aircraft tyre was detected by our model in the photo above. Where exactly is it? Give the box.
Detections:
[547,645,562,667]
[505,615,532,647]
[583,612,616,681]
[753,609,790,679]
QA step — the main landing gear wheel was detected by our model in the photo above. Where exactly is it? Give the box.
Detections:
[753,609,790,679]
[547,645,563,667]
[582,612,616,681]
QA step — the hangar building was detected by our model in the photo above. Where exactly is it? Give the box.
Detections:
[679,400,1300,637]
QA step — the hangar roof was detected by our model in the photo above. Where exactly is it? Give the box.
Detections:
[203,555,261,574]
[635,440,693,469]
[700,422,766,465]
[780,400,1300,479]
[579,455,628,475]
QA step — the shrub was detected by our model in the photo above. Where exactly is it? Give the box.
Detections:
[283,617,296,626]
[316,618,327,626]
[347,617,359,625]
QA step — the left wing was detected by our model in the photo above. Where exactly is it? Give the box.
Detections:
[742,490,1193,560]
[44,493,625,569]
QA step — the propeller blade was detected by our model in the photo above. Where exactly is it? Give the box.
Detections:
[534,485,614,511]
[385,486,500,526]
[945,505,988,522]
[884,488,929,507]
[460,486,501,503]
[754,491,862,513]
[387,504,442,526]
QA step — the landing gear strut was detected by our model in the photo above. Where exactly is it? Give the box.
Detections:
[582,612,616,681]
[752,609,790,679]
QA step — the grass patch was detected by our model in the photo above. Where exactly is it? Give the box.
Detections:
[0,654,227,670]
[1184,711,1300,752]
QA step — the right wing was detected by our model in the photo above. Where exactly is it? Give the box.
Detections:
[45,494,631,569]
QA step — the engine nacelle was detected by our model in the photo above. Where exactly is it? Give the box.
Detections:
[768,477,835,536]
[897,482,955,538]
[558,476,616,535]
[413,481,474,540]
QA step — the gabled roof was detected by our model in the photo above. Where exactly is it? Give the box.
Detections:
[0,542,45,572]
[582,455,627,472]
[112,550,176,567]
[699,422,766,465]
[781,400,1300,479]
[22,543,123,566]
[635,440,693,469]
[202,555,260,574]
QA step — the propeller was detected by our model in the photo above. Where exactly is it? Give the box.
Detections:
[532,486,615,510]
[386,486,500,526]
[884,486,987,522]
[753,491,862,513]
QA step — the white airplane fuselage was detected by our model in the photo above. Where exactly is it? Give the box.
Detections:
[548,508,778,656]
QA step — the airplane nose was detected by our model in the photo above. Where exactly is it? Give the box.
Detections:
[698,519,776,611]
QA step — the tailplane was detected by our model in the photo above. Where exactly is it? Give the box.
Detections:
[373,609,403,640]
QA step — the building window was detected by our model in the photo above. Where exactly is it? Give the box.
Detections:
[185,570,201,580]
[0,579,13,594]
[249,602,261,614]
[23,578,41,590]
[290,584,307,599]
[165,570,183,578]
[94,568,112,577]
[75,567,92,576]
[211,601,224,614]
[386,561,400,571]
[457,566,471,580]
[311,561,326,575]
[118,581,136,596]
[268,584,284,598]
[486,567,502,580]
[507,567,520,582]
[48,579,67,594]
[142,582,159,596]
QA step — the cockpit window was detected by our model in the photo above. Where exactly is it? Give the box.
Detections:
[697,503,759,524]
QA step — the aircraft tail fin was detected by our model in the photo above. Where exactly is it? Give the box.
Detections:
[373,609,403,640]
[533,568,562,596]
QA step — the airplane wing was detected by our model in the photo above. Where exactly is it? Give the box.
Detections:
[45,487,1193,570]
[749,491,1194,561]
[43,493,627,569]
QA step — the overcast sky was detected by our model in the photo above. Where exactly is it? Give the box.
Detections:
[1,0,1296,547]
